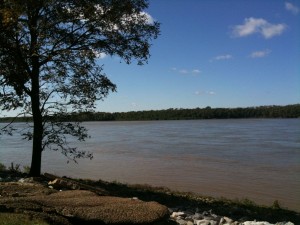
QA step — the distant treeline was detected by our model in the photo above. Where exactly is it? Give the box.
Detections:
[74,104,300,121]
[0,104,300,122]
[1,104,299,123]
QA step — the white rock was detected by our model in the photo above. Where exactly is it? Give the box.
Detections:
[275,223,294,225]
[195,219,217,225]
[220,217,234,225]
[223,217,233,223]
[193,213,203,220]
[171,212,186,218]
[177,219,187,225]
[243,222,273,225]
[18,178,26,183]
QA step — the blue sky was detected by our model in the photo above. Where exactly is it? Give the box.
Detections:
[96,0,300,113]
[2,1,299,117]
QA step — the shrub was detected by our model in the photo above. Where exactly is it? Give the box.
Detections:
[0,213,50,225]
[0,162,6,171]
[23,166,31,174]
[8,162,21,173]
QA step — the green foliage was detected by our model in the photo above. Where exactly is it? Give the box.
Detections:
[0,162,31,174]
[0,162,6,171]
[0,0,160,176]
[0,213,49,225]
[109,104,300,120]
[8,162,21,173]
[1,104,299,123]
[23,165,31,174]
[32,104,299,122]
[272,200,281,209]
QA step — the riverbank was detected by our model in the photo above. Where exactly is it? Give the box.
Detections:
[0,170,299,225]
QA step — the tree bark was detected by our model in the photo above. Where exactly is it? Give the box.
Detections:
[28,9,43,177]
[29,65,43,176]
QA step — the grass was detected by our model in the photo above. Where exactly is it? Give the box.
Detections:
[0,213,50,225]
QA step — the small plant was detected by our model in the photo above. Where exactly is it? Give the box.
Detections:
[242,198,257,207]
[0,213,50,225]
[23,165,31,174]
[272,200,281,209]
[8,162,21,173]
[0,162,6,171]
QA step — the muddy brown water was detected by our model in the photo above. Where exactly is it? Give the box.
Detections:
[1,119,299,212]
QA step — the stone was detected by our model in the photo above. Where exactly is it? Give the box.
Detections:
[243,222,273,225]
[195,219,217,225]
[18,177,38,183]
[223,217,233,224]
[177,218,188,225]
[219,218,226,224]
[193,212,203,220]
[18,178,26,183]
[171,211,186,218]
[48,178,80,190]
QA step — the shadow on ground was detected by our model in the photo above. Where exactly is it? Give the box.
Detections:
[79,178,300,224]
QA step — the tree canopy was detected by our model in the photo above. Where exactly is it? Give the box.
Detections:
[0,0,160,176]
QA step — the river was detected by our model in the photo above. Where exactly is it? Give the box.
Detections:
[0,119,299,211]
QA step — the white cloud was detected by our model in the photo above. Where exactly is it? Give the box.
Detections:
[195,91,216,96]
[285,2,299,15]
[93,50,107,59]
[179,69,189,74]
[140,12,155,24]
[233,18,266,37]
[121,11,155,26]
[250,49,271,58]
[192,69,201,74]
[195,91,203,95]
[210,54,232,62]
[232,17,286,39]
[261,24,287,39]
[172,68,201,75]
[214,54,233,60]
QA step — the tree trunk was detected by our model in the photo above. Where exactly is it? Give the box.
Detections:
[28,11,43,177]
[29,83,43,176]
[29,111,43,176]
[29,58,43,176]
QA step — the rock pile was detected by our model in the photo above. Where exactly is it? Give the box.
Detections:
[169,209,295,225]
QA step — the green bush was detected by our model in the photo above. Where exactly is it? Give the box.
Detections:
[0,213,50,225]
[8,162,21,173]
[23,165,31,174]
[0,162,6,171]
